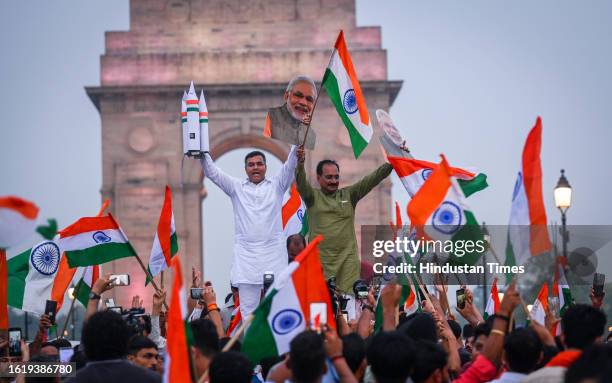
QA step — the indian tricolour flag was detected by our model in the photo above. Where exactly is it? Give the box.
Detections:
[242,236,334,364]
[322,30,372,158]
[58,214,137,268]
[530,283,548,326]
[7,240,74,314]
[388,156,488,198]
[484,278,501,319]
[282,183,308,238]
[147,186,179,283]
[552,260,572,336]
[0,196,39,249]
[163,257,194,383]
[407,155,484,266]
[74,265,101,307]
[505,117,551,272]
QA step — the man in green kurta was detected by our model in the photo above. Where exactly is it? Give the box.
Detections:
[295,146,393,293]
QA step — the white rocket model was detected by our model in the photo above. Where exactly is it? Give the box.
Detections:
[184,82,202,157]
[181,91,188,155]
[199,89,210,153]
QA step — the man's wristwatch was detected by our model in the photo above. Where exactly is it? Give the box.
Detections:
[89,291,101,300]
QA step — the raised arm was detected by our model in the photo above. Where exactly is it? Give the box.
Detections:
[295,146,315,207]
[201,153,238,196]
[275,145,298,192]
[347,163,393,206]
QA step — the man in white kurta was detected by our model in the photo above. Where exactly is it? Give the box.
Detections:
[201,146,297,320]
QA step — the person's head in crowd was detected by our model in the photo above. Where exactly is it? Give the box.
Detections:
[398,312,438,343]
[25,354,60,383]
[342,333,367,381]
[39,341,59,359]
[50,338,72,350]
[447,319,462,342]
[287,234,306,262]
[287,331,326,383]
[470,322,491,360]
[218,337,241,352]
[259,355,284,381]
[316,160,340,194]
[367,331,415,383]
[502,328,542,374]
[565,343,612,383]
[209,351,253,383]
[244,151,267,184]
[81,310,131,361]
[411,340,448,383]
[127,335,159,371]
[462,324,474,350]
[561,304,607,350]
[70,345,88,371]
[284,75,316,122]
[190,318,220,378]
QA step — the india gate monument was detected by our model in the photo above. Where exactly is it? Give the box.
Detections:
[86,0,401,308]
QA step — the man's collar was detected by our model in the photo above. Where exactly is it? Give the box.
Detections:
[242,178,271,186]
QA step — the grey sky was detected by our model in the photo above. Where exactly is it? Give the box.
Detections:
[1,1,611,295]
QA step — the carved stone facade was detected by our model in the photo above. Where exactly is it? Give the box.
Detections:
[87,0,401,307]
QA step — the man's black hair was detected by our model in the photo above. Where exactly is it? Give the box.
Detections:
[398,312,438,342]
[81,310,131,361]
[411,340,447,383]
[316,159,339,176]
[288,331,326,383]
[286,233,306,249]
[190,318,220,357]
[472,322,492,342]
[209,351,253,383]
[562,304,607,349]
[50,338,72,350]
[245,151,266,165]
[259,355,284,381]
[447,319,462,340]
[503,328,542,373]
[462,323,475,340]
[367,331,415,383]
[127,335,158,356]
[341,333,366,373]
[565,343,612,383]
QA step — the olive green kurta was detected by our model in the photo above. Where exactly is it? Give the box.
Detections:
[295,162,393,293]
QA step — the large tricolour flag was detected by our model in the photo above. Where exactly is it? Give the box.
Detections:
[505,117,551,270]
[163,257,193,383]
[58,214,137,268]
[322,30,372,158]
[242,236,334,364]
[484,278,501,319]
[388,156,488,198]
[148,186,179,282]
[282,184,308,238]
[407,155,484,266]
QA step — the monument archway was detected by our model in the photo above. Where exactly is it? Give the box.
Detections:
[86,0,401,308]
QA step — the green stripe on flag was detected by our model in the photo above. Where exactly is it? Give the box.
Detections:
[242,289,279,364]
[322,69,368,158]
[75,279,91,307]
[7,248,30,309]
[170,232,179,256]
[299,211,309,238]
[458,174,488,198]
[65,242,136,268]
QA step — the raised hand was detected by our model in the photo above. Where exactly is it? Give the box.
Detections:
[131,295,144,309]
[92,274,115,295]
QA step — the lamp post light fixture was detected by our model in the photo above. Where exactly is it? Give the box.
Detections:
[554,169,572,260]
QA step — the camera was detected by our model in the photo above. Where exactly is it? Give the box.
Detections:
[122,307,150,336]
[352,279,369,299]
[327,277,349,316]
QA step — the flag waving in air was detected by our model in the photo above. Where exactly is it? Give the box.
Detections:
[407,155,484,266]
[282,183,308,238]
[148,186,179,283]
[242,236,334,364]
[322,30,372,158]
[484,278,501,319]
[0,196,39,249]
[58,214,137,268]
[74,265,101,307]
[530,283,549,326]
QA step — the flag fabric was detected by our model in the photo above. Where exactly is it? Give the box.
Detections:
[163,257,193,383]
[407,155,484,266]
[58,214,136,268]
[322,30,372,158]
[388,156,488,198]
[36,219,58,241]
[282,184,308,238]
[552,260,572,336]
[242,236,333,364]
[75,265,101,307]
[389,201,403,237]
[374,282,419,332]
[484,278,501,319]
[505,117,551,271]
[226,303,242,337]
[530,284,549,326]
[7,240,74,314]
[0,196,39,249]
[148,186,179,283]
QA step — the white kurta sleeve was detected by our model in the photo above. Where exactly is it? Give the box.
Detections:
[274,145,298,192]
[201,153,238,196]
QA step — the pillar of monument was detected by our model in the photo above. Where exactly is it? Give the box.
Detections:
[87,0,401,309]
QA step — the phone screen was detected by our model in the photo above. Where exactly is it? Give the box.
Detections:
[59,347,74,363]
[456,288,466,309]
[110,274,130,286]
[8,329,22,357]
[45,300,58,324]
[593,273,605,296]
[190,288,203,300]
[310,302,327,332]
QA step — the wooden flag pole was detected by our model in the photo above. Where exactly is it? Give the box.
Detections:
[132,253,168,311]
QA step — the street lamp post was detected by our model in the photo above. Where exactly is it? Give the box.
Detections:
[481,222,490,313]
[554,169,572,260]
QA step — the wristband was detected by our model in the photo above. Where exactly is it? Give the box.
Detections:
[207,303,219,312]
[330,355,344,362]
[490,329,505,337]
[493,314,510,322]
